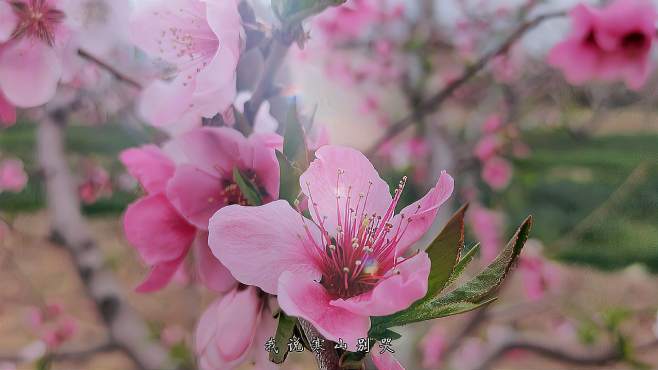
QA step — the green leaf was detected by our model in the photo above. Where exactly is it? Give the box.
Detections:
[368,327,402,341]
[425,204,468,297]
[277,150,301,206]
[233,167,263,206]
[370,216,533,330]
[269,312,297,364]
[445,243,480,287]
[283,100,309,171]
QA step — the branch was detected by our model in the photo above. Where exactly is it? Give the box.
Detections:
[466,336,658,370]
[244,0,345,124]
[365,10,566,156]
[77,49,143,89]
[36,112,174,370]
[298,319,342,370]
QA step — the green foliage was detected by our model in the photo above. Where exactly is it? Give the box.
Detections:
[277,151,302,206]
[270,312,297,364]
[272,0,345,23]
[425,204,468,297]
[370,215,532,332]
[283,100,309,171]
[233,167,264,206]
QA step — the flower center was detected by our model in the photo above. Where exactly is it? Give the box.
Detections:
[221,180,249,206]
[10,0,65,46]
[303,172,421,299]
[621,31,647,54]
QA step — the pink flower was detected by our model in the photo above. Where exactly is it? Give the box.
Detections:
[0,91,16,127]
[481,156,512,191]
[315,0,378,43]
[131,0,243,127]
[195,287,277,370]
[0,158,27,193]
[209,145,453,348]
[78,162,112,204]
[0,0,76,107]
[121,128,280,292]
[548,0,657,90]
[482,114,503,134]
[26,303,77,350]
[469,207,504,263]
[474,135,500,162]
[420,325,446,369]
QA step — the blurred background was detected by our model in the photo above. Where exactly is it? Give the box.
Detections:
[1,0,658,369]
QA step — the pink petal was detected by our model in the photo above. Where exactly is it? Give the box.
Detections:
[193,233,237,293]
[300,145,392,234]
[135,255,186,293]
[178,127,244,177]
[166,164,224,230]
[195,288,262,368]
[392,172,454,254]
[0,91,16,127]
[330,252,430,317]
[0,158,28,192]
[138,77,195,127]
[0,2,18,42]
[214,287,262,361]
[208,200,321,294]
[248,308,279,370]
[371,350,405,370]
[277,271,370,349]
[0,39,62,107]
[193,37,239,111]
[119,145,175,194]
[129,0,211,66]
[123,194,196,265]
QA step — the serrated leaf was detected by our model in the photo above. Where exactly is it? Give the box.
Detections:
[371,216,532,330]
[425,204,468,297]
[233,167,263,206]
[368,327,402,341]
[445,243,480,287]
[270,312,297,364]
[277,150,301,206]
[283,100,309,171]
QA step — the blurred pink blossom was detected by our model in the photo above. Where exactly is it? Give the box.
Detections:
[131,0,243,127]
[420,325,446,369]
[548,0,657,90]
[474,135,501,162]
[371,349,405,370]
[26,303,78,350]
[78,162,112,204]
[0,158,27,193]
[209,146,453,348]
[482,114,503,134]
[0,91,16,127]
[519,240,561,301]
[481,156,512,191]
[470,206,505,263]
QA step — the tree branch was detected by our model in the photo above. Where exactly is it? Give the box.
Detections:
[466,336,658,370]
[78,49,143,89]
[36,112,173,370]
[365,10,566,156]
[298,319,342,370]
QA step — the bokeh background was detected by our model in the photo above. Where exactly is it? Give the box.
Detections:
[1,0,658,369]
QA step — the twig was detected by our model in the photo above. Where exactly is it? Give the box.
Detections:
[36,111,173,370]
[466,336,658,370]
[77,49,143,89]
[365,10,566,156]
[297,319,342,370]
